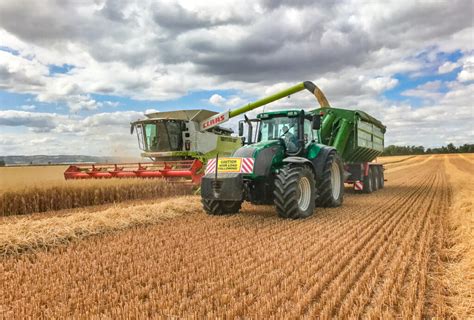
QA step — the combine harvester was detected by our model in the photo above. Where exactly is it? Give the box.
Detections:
[201,81,386,218]
[63,109,242,184]
[64,82,324,184]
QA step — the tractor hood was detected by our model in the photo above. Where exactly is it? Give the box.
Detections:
[233,140,284,177]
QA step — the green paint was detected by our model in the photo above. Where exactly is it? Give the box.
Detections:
[313,107,386,163]
[332,118,351,155]
[229,83,307,118]
[306,143,322,160]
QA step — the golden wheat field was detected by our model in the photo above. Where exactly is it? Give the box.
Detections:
[0,165,69,190]
[0,166,193,216]
[0,154,473,318]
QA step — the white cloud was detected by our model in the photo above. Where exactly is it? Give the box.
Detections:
[209,94,226,106]
[457,55,474,82]
[209,93,246,108]
[0,110,144,155]
[364,77,399,93]
[0,0,472,153]
[402,80,443,100]
[438,61,459,74]
[20,105,36,110]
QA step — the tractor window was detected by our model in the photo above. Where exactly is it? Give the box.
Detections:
[258,116,300,153]
[304,119,313,145]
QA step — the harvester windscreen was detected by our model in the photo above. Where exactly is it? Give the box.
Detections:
[258,116,300,153]
[142,121,183,152]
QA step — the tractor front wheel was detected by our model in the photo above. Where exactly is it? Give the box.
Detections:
[274,165,316,219]
[202,199,242,215]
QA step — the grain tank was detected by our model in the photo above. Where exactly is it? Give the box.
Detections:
[316,107,386,193]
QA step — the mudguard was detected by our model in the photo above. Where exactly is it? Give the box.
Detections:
[310,146,337,178]
[282,156,316,175]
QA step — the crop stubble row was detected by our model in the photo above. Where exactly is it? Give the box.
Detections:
[0,155,457,318]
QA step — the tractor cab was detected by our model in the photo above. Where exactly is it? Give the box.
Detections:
[238,109,321,156]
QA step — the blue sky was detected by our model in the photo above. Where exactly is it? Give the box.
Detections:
[0,0,472,156]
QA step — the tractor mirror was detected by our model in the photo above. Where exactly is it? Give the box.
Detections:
[312,115,321,130]
[130,124,134,134]
[238,121,244,136]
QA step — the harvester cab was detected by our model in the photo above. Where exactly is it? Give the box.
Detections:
[130,109,240,161]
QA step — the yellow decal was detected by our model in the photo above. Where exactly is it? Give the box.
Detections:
[217,158,241,173]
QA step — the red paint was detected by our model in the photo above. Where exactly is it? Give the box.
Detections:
[64,160,204,185]
[202,114,225,129]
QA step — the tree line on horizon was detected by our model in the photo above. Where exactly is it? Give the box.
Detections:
[382,143,474,156]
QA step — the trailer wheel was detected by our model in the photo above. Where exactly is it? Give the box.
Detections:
[363,167,374,193]
[372,167,380,191]
[379,167,385,189]
[316,151,344,207]
[201,199,242,215]
[274,165,316,219]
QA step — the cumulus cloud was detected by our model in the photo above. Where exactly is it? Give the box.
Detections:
[381,82,474,146]
[0,110,144,155]
[0,110,62,131]
[20,105,36,110]
[457,55,474,82]
[438,61,460,74]
[0,0,472,153]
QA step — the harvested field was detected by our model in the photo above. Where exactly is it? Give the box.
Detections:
[375,154,417,164]
[0,154,472,318]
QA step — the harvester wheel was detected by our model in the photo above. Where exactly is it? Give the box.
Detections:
[372,167,380,191]
[363,167,374,193]
[201,199,242,215]
[274,165,316,219]
[316,151,344,207]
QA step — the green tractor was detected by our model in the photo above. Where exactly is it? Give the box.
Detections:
[201,81,386,218]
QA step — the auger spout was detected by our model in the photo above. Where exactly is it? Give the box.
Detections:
[199,81,330,131]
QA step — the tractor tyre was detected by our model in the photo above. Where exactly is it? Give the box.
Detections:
[316,151,344,207]
[201,199,242,215]
[372,167,380,191]
[363,167,374,193]
[379,167,385,189]
[274,165,316,219]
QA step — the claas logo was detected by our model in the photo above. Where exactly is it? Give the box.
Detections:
[202,115,225,129]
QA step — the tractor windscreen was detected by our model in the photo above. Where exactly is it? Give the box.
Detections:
[258,116,300,153]
[138,120,184,152]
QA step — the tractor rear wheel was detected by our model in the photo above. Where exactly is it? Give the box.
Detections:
[379,167,385,189]
[274,165,316,219]
[202,199,242,215]
[316,151,344,207]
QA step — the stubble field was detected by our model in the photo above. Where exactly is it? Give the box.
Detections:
[0,154,472,318]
